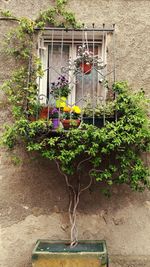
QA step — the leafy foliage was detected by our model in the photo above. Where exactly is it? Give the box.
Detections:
[0,10,15,18]
[0,2,150,196]
[2,82,150,192]
[35,0,80,29]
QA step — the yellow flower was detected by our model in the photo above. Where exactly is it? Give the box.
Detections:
[61,97,67,102]
[72,105,81,114]
[56,97,67,108]
[63,106,71,112]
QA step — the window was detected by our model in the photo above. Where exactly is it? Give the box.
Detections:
[37,27,114,107]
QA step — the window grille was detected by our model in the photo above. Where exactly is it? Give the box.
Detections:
[36,25,116,128]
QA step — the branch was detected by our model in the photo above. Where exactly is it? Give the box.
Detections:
[77,156,92,172]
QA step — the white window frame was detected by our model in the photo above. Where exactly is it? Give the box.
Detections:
[37,30,108,105]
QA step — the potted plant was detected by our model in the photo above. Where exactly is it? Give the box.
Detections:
[74,45,94,74]
[38,106,49,120]
[61,105,81,130]
[49,107,60,129]
[50,75,71,98]
[28,101,42,121]
[82,98,115,127]
[55,96,67,109]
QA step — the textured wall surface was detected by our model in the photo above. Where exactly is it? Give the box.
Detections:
[0,1,150,267]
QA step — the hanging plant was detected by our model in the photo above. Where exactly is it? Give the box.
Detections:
[74,45,94,74]
[73,44,106,74]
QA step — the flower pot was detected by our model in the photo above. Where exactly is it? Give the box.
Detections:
[106,117,115,123]
[80,63,92,74]
[39,107,48,120]
[83,117,104,128]
[52,118,60,129]
[83,117,115,128]
[28,115,36,122]
[61,119,81,130]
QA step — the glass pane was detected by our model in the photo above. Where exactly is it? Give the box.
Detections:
[48,44,69,97]
[76,45,99,106]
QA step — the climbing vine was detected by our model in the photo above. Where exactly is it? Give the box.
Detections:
[1,0,150,246]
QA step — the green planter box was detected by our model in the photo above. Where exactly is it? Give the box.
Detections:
[83,117,115,127]
[32,240,109,267]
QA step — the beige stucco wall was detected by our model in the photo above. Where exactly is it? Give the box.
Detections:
[0,1,150,267]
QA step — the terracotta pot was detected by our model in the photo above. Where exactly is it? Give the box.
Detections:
[80,63,92,74]
[61,119,81,130]
[28,116,36,122]
[39,107,48,119]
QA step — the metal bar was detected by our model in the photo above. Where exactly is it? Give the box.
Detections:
[47,45,50,99]
[34,27,115,32]
[113,24,116,84]
[81,24,85,114]
[71,29,75,107]
[60,30,64,68]
[25,50,32,117]
[37,38,43,118]
[112,24,117,122]
[49,29,54,91]
[43,39,102,44]
[102,24,106,126]
[47,29,54,119]
[92,23,95,126]
[45,65,65,76]
[59,29,64,121]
